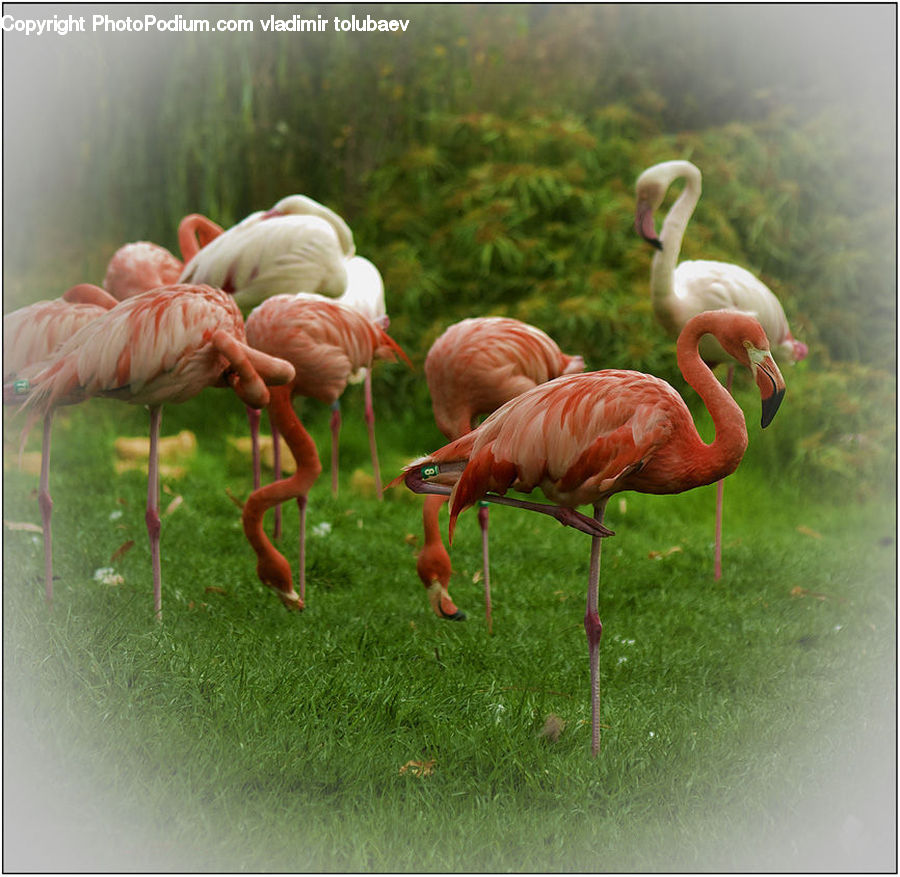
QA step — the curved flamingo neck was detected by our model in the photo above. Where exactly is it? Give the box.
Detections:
[242,385,321,597]
[676,314,748,485]
[178,214,224,262]
[650,163,702,335]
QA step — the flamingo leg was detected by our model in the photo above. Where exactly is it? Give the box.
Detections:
[329,400,341,497]
[585,498,608,759]
[146,405,163,620]
[271,416,283,540]
[297,494,308,604]
[404,472,614,539]
[363,370,383,500]
[713,365,735,580]
[477,503,492,634]
[247,405,261,491]
[38,411,54,606]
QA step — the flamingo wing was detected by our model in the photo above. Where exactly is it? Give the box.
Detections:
[418,371,681,526]
[675,260,794,361]
[179,215,349,308]
[4,300,111,379]
[26,286,245,409]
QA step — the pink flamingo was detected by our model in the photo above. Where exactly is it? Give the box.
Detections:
[177,195,357,492]
[402,310,786,756]
[419,317,585,631]
[12,285,294,618]
[635,159,807,579]
[242,295,408,609]
[103,213,223,301]
[285,254,391,500]
[4,283,119,604]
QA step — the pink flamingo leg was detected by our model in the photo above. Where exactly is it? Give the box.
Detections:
[477,503,492,634]
[714,365,735,580]
[247,405,261,491]
[363,370,383,500]
[271,417,283,540]
[584,498,608,759]
[146,405,163,620]
[38,412,54,606]
[297,494,308,604]
[330,401,341,497]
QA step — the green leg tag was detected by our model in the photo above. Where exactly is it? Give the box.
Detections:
[420,463,440,478]
[477,500,489,508]
[13,379,29,394]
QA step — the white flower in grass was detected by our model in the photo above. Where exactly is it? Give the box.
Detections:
[491,703,506,723]
[311,522,332,537]
[109,510,123,521]
[93,567,124,586]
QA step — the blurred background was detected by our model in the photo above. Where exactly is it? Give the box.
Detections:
[3,2,896,497]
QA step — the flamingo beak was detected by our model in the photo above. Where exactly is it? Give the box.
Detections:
[750,349,786,428]
[425,581,466,621]
[635,198,663,250]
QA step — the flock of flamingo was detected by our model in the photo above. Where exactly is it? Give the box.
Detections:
[4,160,805,756]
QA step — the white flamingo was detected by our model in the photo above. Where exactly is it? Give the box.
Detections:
[634,158,807,579]
[178,194,355,310]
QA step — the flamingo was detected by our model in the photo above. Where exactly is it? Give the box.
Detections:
[3,283,119,604]
[273,254,390,500]
[401,310,786,757]
[634,158,807,579]
[241,295,408,609]
[419,317,585,631]
[177,194,355,310]
[177,195,357,494]
[103,213,224,301]
[11,285,294,618]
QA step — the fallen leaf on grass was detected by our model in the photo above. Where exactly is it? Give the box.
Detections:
[404,533,419,546]
[225,488,245,510]
[618,498,627,515]
[539,714,567,742]
[227,435,296,474]
[796,525,823,539]
[350,469,376,497]
[553,589,568,602]
[4,520,42,533]
[204,586,227,595]
[164,495,183,516]
[399,759,435,777]
[472,569,483,584]
[790,585,844,603]
[648,546,682,559]
[110,540,135,562]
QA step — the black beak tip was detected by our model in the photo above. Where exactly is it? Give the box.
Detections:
[442,609,466,622]
[760,388,786,428]
[649,237,663,251]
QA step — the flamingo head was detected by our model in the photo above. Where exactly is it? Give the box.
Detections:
[416,541,465,621]
[635,160,702,251]
[634,184,664,250]
[256,552,304,611]
[713,312,787,428]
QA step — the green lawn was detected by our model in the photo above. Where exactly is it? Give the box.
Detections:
[3,388,895,872]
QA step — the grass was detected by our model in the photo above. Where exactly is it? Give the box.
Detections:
[3,387,896,872]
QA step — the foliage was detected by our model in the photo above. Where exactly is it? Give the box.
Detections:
[2,5,894,495]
